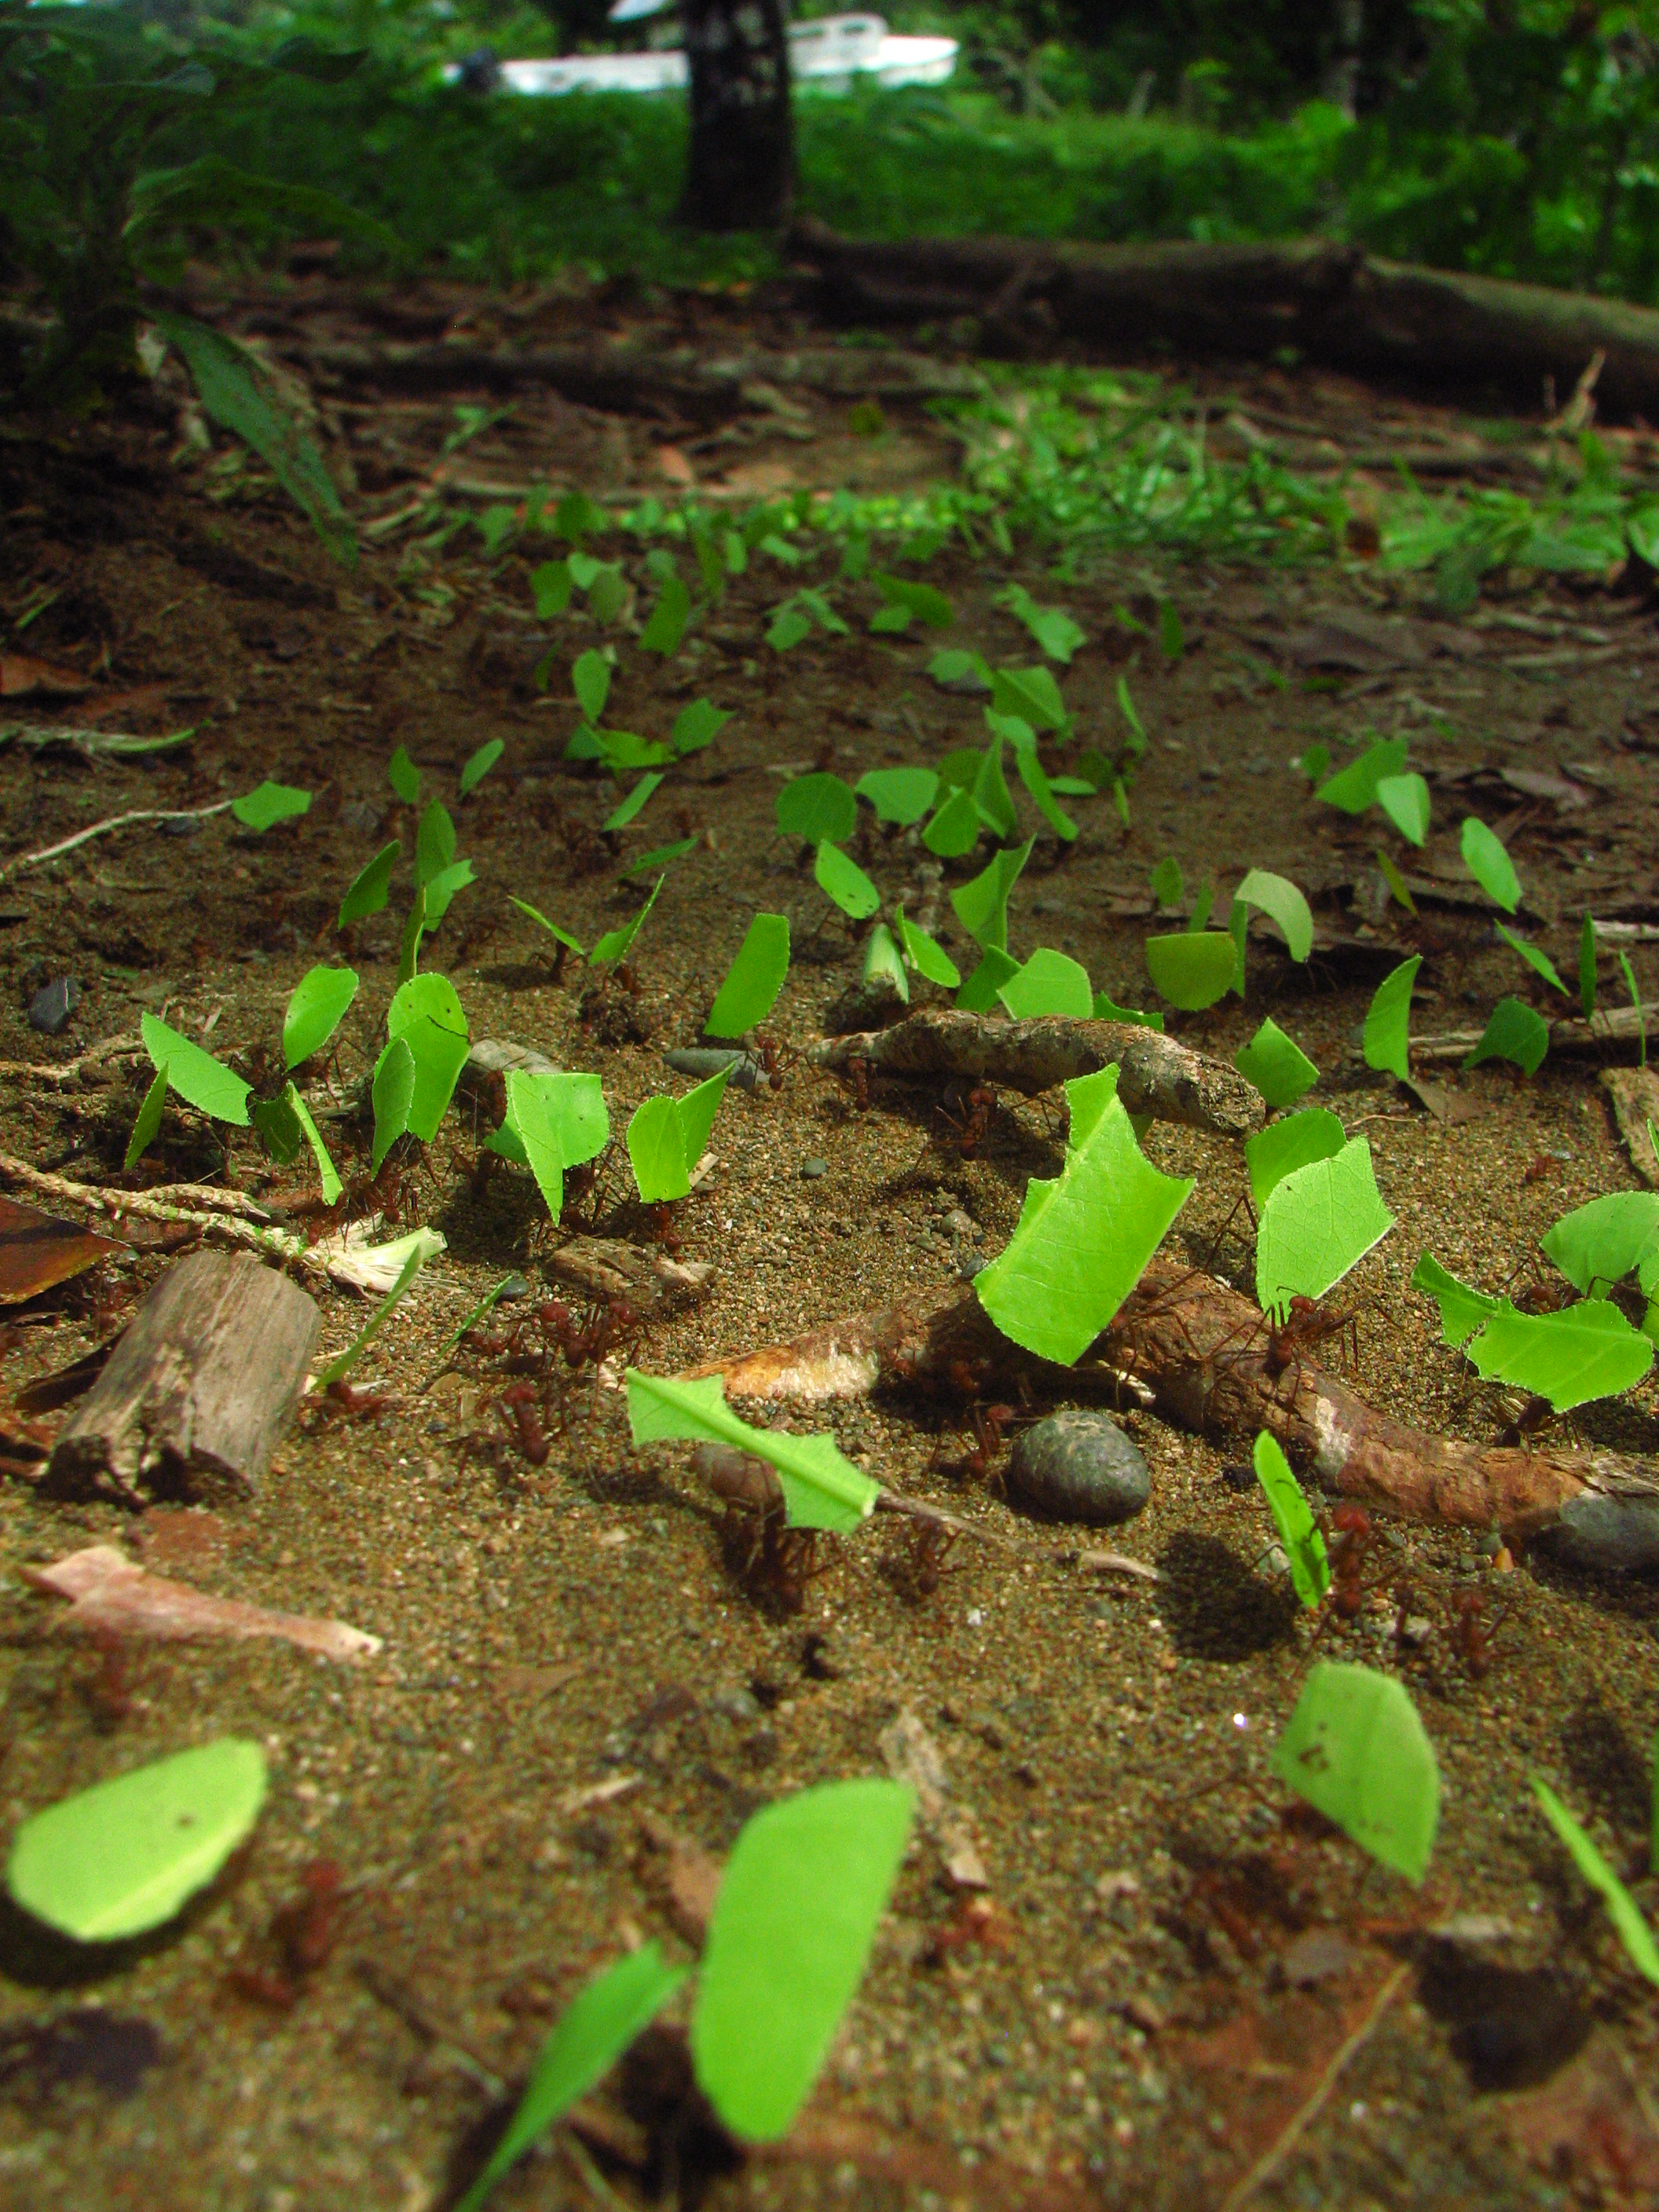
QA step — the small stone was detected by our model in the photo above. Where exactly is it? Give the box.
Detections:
[1280,1928,1353,1987]
[1475,1530,1503,1558]
[27,976,79,1035]
[800,1158,827,1180]
[943,1208,975,1240]
[1008,1412,1151,1526]
[497,1273,531,1301]
[338,799,383,839]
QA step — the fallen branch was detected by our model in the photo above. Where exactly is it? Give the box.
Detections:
[809,1010,1264,1137]
[1415,1000,1658,1062]
[692,1258,1659,1568]
[0,1034,143,1086]
[0,1152,324,1278]
[0,799,234,881]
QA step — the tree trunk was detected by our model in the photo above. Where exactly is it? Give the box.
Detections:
[680,0,793,232]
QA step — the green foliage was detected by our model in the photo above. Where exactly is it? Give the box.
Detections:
[1232,868,1312,963]
[928,649,992,692]
[383,973,469,1141]
[1465,997,1550,1075]
[899,914,960,990]
[313,1236,439,1390]
[870,572,954,632]
[8,1740,266,1943]
[1375,771,1430,847]
[387,747,421,805]
[141,1013,251,1127]
[1532,1782,1659,1988]
[572,650,612,725]
[639,573,690,654]
[951,839,1035,953]
[590,878,661,970]
[1151,856,1184,909]
[693,1781,915,2142]
[922,785,986,859]
[1495,922,1567,995]
[1541,1194,1659,1303]
[998,948,1093,1021]
[672,699,730,757]
[1460,816,1522,912]
[603,775,662,833]
[626,1371,878,1532]
[1317,738,1409,817]
[975,1068,1193,1364]
[124,1062,168,1171]
[957,947,1021,1013]
[1145,931,1236,1011]
[627,1066,731,1203]
[815,843,881,922]
[371,1038,415,1174]
[231,779,311,833]
[1234,1017,1318,1111]
[1273,1664,1439,1885]
[1255,1138,1393,1322]
[862,923,908,1003]
[1013,743,1079,842]
[1252,1432,1328,1610]
[1362,954,1421,1083]
[777,774,857,848]
[282,965,357,1071]
[856,767,939,827]
[1410,1254,1654,1410]
[706,915,791,1039]
[339,840,401,928]
[998,585,1085,663]
[459,739,504,797]
[992,664,1069,734]
[1244,1108,1346,1212]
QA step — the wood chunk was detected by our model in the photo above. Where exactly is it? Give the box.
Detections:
[46,1252,319,1502]
[545,1236,714,1306]
[1600,1065,1659,1185]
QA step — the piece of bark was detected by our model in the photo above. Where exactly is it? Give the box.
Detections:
[46,1252,319,1502]
[24,1544,380,1661]
[1600,1066,1659,1186]
[809,1010,1264,1137]
[546,1236,714,1307]
[693,1259,1659,1568]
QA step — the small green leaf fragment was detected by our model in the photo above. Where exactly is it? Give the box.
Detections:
[1159,600,1184,662]
[815,842,881,921]
[507,898,584,961]
[387,746,421,805]
[573,650,612,723]
[1465,997,1550,1075]
[385,972,469,1141]
[339,840,401,928]
[124,1063,169,1170]
[928,648,992,690]
[671,698,731,756]
[706,914,791,1038]
[529,558,573,618]
[1150,856,1184,909]
[992,665,1068,733]
[951,839,1034,953]
[1375,850,1419,915]
[855,767,939,827]
[625,1370,878,1530]
[1255,1138,1395,1320]
[628,1095,689,1203]
[231,780,310,833]
[286,1084,342,1204]
[591,877,662,969]
[371,1036,416,1174]
[766,606,812,651]
[862,923,909,1002]
[1362,955,1422,1082]
[1408,1251,1512,1350]
[252,1090,305,1166]
[141,1015,251,1127]
[997,948,1093,1021]
[1541,1192,1659,1298]
[313,1239,436,1390]
[1496,921,1568,994]
[1375,772,1430,846]
[921,787,984,859]
[639,573,690,654]
[872,572,953,629]
[693,1781,915,2144]
[956,947,1020,1013]
[1235,1018,1319,1111]
[1252,1433,1329,1609]
[777,774,858,848]
[1316,738,1408,815]
[1244,1108,1346,1211]
[1145,932,1236,1012]
[1272,1664,1440,1884]
[1014,745,1078,841]
[899,914,960,990]
[1468,1300,1654,1412]
[998,584,1085,664]
[8,1740,267,1942]
[1461,815,1522,911]
[282,965,358,1071]
[1532,1781,1659,1987]
[602,775,664,833]
[1234,869,1313,962]
[415,803,456,890]
[459,739,504,796]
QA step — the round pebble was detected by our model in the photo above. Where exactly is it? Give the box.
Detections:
[27,976,79,1035]
[800,1158,827,1180]
[1007,1410,1151,1526]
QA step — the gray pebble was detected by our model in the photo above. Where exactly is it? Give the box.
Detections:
[665,1046,763,1092]
[497,1273,532,1301]
[800,1157,827,1179]
[27,976,79,1034]
[339,799,383,838]
[1007,1410,1151,1526]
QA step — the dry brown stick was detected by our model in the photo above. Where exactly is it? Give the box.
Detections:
[0,1152,321,1276]
[0,1034,144,1085]
[1415,1001,1659,1061]
[694,1258,1659,1567]
[809,1010,1265,1137]
[0,799,234,881]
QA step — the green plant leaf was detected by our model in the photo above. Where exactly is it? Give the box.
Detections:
[555,491,606,544]
[1541,1193,1659,1298]
[8,1739,266,1943]
[975,1070,1193,1364]
[1159,600,1184,662]
[1465,997,1550,1075]
[957,947,1021,1013]
[231,780,310,833]
[1150,857,1184,909]
[672,699,731,756]
[1495,922,1567,994]
[371,1036,416,1174]
[1234,1019,1318,1111]
[676,1064,731,1166]
[252,1088,305,1166]
[625,1370,878,1530]
[815,843,881,921]
[415,803,456,892]
[1376,851,1418,915]
[862,923,909,1002]
[921,786,984,859]
[1093,994,1164,1031]
[1255,1138,1394,1321]
[339,840,401,928]
[282,965,357,1071]
[124,1063,169,1171]
[1115,677,1146,758]
[313,1237,437,1390]
[766,605,811,650]
[927,649,992,690]
[627,839,698,877]
[972,733,1018,840]
[459,739,504,796]
[997,948,1093,1021]
[951,839,1034,954]
[706,914,790,1038]
[778,774,857,847]
[591,877,663,969]
[285,1083,342,1204]
[1581,914,1599,1021]
[603,775,664,833]
[1532,1781,1659,1987]
[1187,884,1214,935]
[890,914,955,991]
[530,559,573,618]
[1252,1432,1329,1609]
[1245,1108,1346,1211]
[456,1945,687,2212]
[507,898,584,961]
[1272,1664,1439,1884]
[998,584,1084,664]
[692,1781,915,2143]
[1408,1251,1511,1349]
[588,568,627,624]
[872,572,952,629]
[387,747,421,805]
[595,731,672,775]
[1315,738,1408,815]
[640,573,690,654]
[395,888,427,987]
[991,665,1068,734]
[573,650,612,723]
[1234,869,1313,962]
[503,1068,568,1219]
[1461,816,1522,911]
[626,1067,731,1204]
[1295,744,1331,785]
[487,1071,609,1176]
[1375,772,1430,847]
[1013,745,1078,842]
[1145,932,1236,1012]
[1467,1300,1654,1411]
[141,1014,250,1127]
[385,973,469,1141]
[1362,955,1422,1082]
[855,767,939,827]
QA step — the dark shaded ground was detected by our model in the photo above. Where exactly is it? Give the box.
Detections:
[3,271,1659,2212]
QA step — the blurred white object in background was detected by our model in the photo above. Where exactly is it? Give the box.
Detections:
[443,13,958,97]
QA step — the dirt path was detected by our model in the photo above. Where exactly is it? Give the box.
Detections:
[2,276,1659,2210]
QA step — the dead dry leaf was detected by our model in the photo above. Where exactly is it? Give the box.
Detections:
[879,1707,989,1889]
[0,1194,125,1305]
[0,653,92,699]
[24,1543,381,1660]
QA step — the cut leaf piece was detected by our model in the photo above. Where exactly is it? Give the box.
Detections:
[1255,1137,1394,1321]
[339,840,400,928]
[141,1015,250,1128]
[385,973,470,1141]
[706,914,790,1038]
[591,877,662,969]
[777,774,857,848]
[1495,921,1567,994]
[1460,815,1522,911]
[871,572,953,629]
[671,698,730,756]
[997,948,1093,1021]
[572,650,611,723]
[951,838,1034,954]
[1465,998,1549,1075]
[1252,1432,1329,1609]
[1362,955,1422,1083]
[1408,1251,1510,1350]
[1467,1300,1654,1412]
[507,898,584,963]
[386,746,420,805]
[627,1068,731,1203]
[282,965,357,1071]
[927,648,991,690]
[1235,1018,1318,1111]
[855,767,939,827]
[458,738,504,796]
[231,780,310,833]
[124,1063,168,1172]
[991,665,1068,734]
[1532,1780,1659,1987]
[815,842,881,921]
[1014,745,1078,842]
[371,1036,416,1174]
[921,786,983,859]
[693,1781,915,2143]
[998,584,1084,664]
[1145,932,1236,1012]
[640,573,690,654]
[313,1236,435,1386]
[626,1370,877,1530]
[1272,1664,1439,1884]
[1375,772,1430,846]
[898,914,959,991]
[1315,738,1408,815]
[1093,993,1164,1031]
[286,1084,342,1205]
[8,1739,266,1942]
[415,802,456,890]
[1150,856,1184,909]
[456,1946,687,2212]
[956,947,1020,1013]
[974,1071,1193,1364]
[251,1090,303,1166]
[1233,870,1313,962]
[1245,1108,1346,1211]
[1541,1192,1659,1299]
[602,775,663,833]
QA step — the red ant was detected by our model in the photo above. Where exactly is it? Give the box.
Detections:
[938,1082,996,1156]
[1265,1295,1360,1386]
[650,1202,683,1254]
[698,1443,830,1613]
[229,1860,344,2012]
[1448,1588,1507,1679]
[845,1056,872,1113]
[899,1518,959,1597]
[316,1379,397,1424]
[496,1380,550,1467]
[933,1402,1015,1486]
[749,1031,790,1092]
[1325,1503,1375,1621]
[921,1895,1006,1966]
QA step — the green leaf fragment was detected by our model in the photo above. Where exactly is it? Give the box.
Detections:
[862,924,909,1002]
[625,1370,878,1531]
[706,914,791,1038]
[231,780,310,833]
[766,606,812,651]
[1014,745,1078,841]
[286,1084,342,1204]
[1465,998,1549,1075]
[992,665,1068,734]
[1362,955,1421,1083]
[459,739,504,796]
[1233,870,1313,962]
[1532,1781,1659,1987]
[1495,921,1567,994]
[1375,772,1430,846]
[1150,857,1184,910]
[971,733,1019,840]
[815,843,881,921]
[951,839,1034,953]
[1316,738,1408,815]
[313,1239,437,1390]
[855,767,939,827]
[1234,1019,1319,1111]
[893,914,957,989]
[671,699,731,756]
[1375,850,1419,915]
[627,1068,730,1203]
[1252,1432,1329,1609]
[997,948,1093,1021]
[1408,1251,1508,1349]
[872,572,953,629]
[1467,1301,1654,1411]
[1541,1192,1659,1299]
[387,746,421,805]
[282,965,357,1071]
[956,947,1020,1013]
[1461,815,1522,912]
[626,839,698,877]
[639,573,690,654]
[371,1036,416,1174]
[1145,932,1236,1012]
[573,650,612,724]
[141,1015,251,1127]
[339,840,400,928]
[415,803,456,890]
[777,773,857,848]
[530,559,573,618]
[928,648,992,690]
[1255,1138,1394,1321]
[921,786,984,859]
[507,898,584,961]
[603,775,664,833]
[1272,1664,1440,1884]
[693,1781,915,2143]
[124,1063,169,1171]
[591,877,662,969]
[252,1090,305,1166]
[998,585,1085,664]
[385,973,469,1141]
[1245,1108,1346,1211]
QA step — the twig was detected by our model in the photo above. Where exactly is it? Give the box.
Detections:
[0,1152,323,1277]
[115,1179,280,1221]
[0,1035,144,1085]
[1414,1000,1659,1061]
[1217,1962,1411,2212]
[0,799,234,881]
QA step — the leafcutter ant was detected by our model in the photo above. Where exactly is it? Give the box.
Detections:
[229,1859,345,2012]
[937,1082,997,1156]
